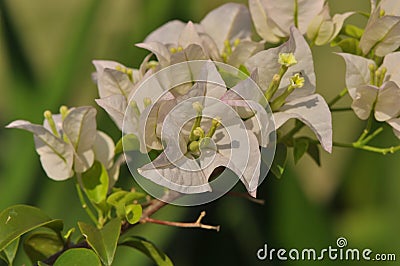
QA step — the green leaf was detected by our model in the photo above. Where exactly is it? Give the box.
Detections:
[307,142,321,166]
[293,138,310,164]
[107,191,145,218]
[269,143,287,179]
[0,238,19,265]
[148,149,163,161]
[81,161,109,204]
[124,204,142,225]
[119,236,173,266]
[331,38,362,55]
[54,248,101,266]
[341,24,364,39]
[78,218,121,266]
[115,134,140,154]
[0,205,63,252]
[23,231,64,263]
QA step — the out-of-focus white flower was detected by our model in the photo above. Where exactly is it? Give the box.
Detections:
[137,21,208,67]
[199,3,264,67]
[306,3,354,46]
[137,3,263,68]
[360,0,400,57]
[249,0,350,46]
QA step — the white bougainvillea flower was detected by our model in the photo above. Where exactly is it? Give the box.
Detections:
[339,52,400,137]
[199,3,264,67]
[138,97,264,198]
[306,3,354,46]
[339,52,400,99]
[6,120,74,181]
[246,27,332,152]
[246,27,316,101]
[360,2,400,57]
[126,61,271,197]
[249,0,324,42]
[6,106,98,180]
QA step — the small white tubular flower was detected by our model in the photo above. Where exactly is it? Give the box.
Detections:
[360,3,400,57]
[6,106,101,180]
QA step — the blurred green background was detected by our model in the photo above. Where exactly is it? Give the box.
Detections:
[1,0,399,265]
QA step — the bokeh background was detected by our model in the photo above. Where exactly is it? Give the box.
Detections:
[1,0,399,265]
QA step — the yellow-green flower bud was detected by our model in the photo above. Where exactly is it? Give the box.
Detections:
[130,101,141,117]
[188,140,200,153]
[59,105,69,120]
[233,38,240,48]
[143,97,152,108]
[170,47,177,54]
[44,110,59,137]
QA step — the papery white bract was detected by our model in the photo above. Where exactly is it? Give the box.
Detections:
[245,27,332,152]
[6,120,74,181]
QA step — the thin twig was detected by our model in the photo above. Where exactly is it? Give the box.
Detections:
[142,211,220,232]
[328,88,348,107]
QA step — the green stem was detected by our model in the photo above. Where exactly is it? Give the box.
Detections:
[333,142,400,155]
[265,66,288,101]
[358,127,383,145]
[75,179,98,225]
[356,111,374,143]
[328,88,348,107]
